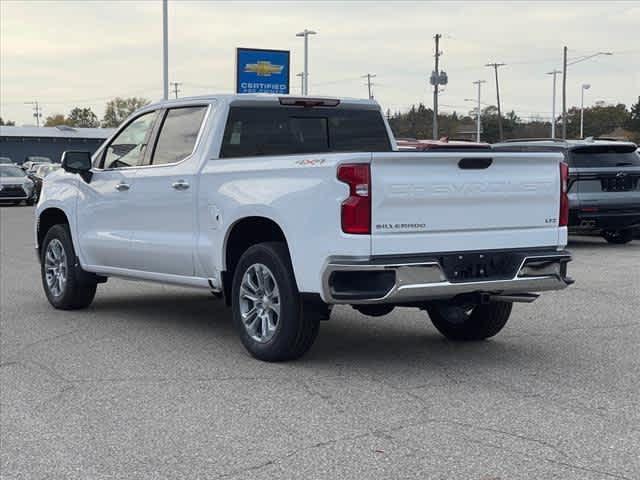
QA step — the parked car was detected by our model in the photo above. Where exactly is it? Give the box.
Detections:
[493,138,640,244]
[35,95,573,361]
[22,156,52,172]
[29,163,60,202]
[0,164,35,205]
[0,156,15,165]
[396,137,491,152]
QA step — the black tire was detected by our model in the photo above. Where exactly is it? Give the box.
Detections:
[231,242,319,362]
[26,198,35,206]
[41,224,97,310]
[426,301,512,341]
[601,229,633,244]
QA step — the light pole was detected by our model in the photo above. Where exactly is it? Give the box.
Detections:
[296,29,316,95]
[561,50,611,139]
[296,72,304,94]
[580,83,591,139]
[162,0,168,100]
[472,80,486,142]
[547,69,561,138]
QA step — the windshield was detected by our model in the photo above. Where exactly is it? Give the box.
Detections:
[569,145,640,168]
[0,157,13,164]
[0,165,26,177]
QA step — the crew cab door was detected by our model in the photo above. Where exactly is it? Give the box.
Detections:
[125,105,210,276]
[76,110,158,269]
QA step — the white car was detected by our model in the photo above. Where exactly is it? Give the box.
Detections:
[0,164,35,205]
[35,95,573,361]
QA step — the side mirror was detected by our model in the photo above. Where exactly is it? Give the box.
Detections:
[61,151,92,182]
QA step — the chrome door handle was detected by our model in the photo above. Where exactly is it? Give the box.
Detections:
[115,183,130,191]
[172,180,190,190]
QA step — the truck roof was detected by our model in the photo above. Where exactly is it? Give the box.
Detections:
[142,94,380,111]
[492,138,637,151]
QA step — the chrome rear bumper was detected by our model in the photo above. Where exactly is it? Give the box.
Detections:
[322,250,572,305]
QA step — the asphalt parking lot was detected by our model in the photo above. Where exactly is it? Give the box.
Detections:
[1,205,639,480]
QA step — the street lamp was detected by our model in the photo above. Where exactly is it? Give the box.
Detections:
[546,70,562,138]
[580,83,591,139]
[472,80,486,142]
[562,50,612,139]
[296,72,304,94]
[296,29,317,95]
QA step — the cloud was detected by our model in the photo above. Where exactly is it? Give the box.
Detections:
[1,1,637,125]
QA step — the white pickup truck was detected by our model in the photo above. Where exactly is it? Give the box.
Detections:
[35,95,573,361]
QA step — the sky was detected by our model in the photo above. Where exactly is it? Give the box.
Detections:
[1,0,639,126]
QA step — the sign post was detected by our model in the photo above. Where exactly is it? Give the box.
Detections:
[236,48,290,94]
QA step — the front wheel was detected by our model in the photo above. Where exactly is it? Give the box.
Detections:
[41,224,97,310]
[601,229,633,244]
[231,242,319,362]
[426,301,512,341]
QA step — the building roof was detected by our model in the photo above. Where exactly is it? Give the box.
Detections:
[0,125,115,139]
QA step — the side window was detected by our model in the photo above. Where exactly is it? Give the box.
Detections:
[102,111,156,169]
[151,106,207,165]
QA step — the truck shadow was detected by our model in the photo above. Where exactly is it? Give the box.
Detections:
[88,292,548,370]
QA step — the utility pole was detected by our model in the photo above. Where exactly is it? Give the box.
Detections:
[296,29,317,95]
[432,33,442,139]
[170,82,181,99]
[472,80,486,142]
[485,62,505,141]
[546,69,562,138]
[562,46,567,139]
[580,83,591,139]
[295,72,304,94]
[162,0,169,100]
[362,73,376,100]
[24,101,42,127]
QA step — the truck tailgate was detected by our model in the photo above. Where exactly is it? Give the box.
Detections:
[370,151,563,255]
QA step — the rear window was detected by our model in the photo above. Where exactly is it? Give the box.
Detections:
[220,106,391,158]
[569,145,640,168]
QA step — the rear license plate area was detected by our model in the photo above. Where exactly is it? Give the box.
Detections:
[601,176,637,192]
[438,251,523,283]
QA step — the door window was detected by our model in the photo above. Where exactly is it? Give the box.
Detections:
[151,106,207,165]
[102,111,156,169]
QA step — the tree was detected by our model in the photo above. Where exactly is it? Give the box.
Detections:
[44,114,71,127]
[102,97,150,128]
[67,107,99,128]
[565,103,629,138]
[0,117,16,126]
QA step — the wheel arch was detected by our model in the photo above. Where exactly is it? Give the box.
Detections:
[37,207,70,256]
[222,216,293,305]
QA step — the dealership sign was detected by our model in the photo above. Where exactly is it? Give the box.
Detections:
[236,48,290,94]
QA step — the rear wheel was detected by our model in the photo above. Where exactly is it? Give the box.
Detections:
[426,301,512,341]
[41,224,97,309]
[232,242,319,361]
[601,229,633,244]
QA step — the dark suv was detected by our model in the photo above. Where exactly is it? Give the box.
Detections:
[493,139,640,244]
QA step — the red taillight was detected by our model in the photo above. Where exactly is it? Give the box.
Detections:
[337,163,371,234]
[559,161,569,227]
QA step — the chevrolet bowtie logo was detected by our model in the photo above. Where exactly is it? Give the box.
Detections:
[244,61,284,77]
